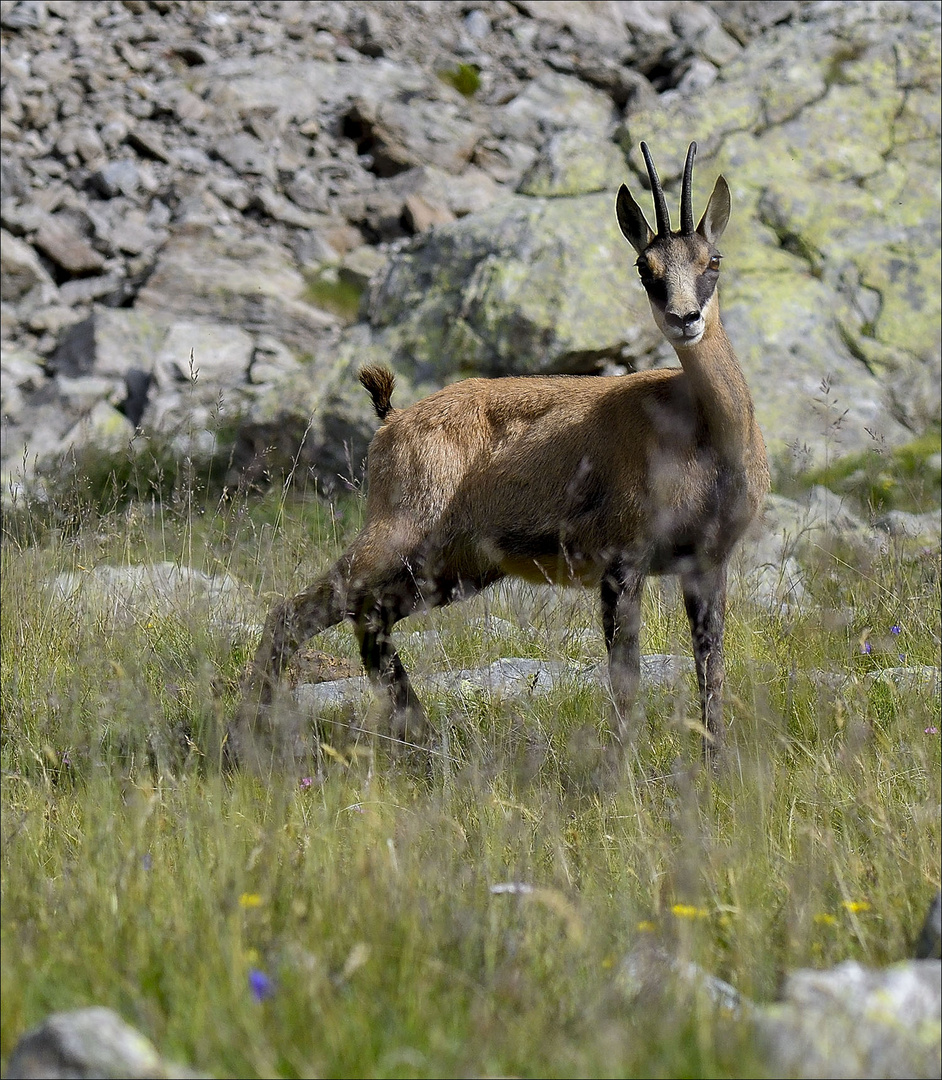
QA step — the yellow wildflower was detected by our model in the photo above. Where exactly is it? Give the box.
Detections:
[671,903,709,919]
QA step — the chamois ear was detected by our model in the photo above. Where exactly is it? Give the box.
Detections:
[697,175,730,245]
[616,184,654,255]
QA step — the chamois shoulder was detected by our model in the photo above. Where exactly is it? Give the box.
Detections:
[359,364,397,421]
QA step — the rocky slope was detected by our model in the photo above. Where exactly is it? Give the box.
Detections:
[1,0,940,502]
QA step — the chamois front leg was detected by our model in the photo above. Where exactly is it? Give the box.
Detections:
[229,561,351,772]
[681,564,727,760]
[601,561,645,747]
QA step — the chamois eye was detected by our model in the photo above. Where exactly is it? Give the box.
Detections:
[636,260,658,288]
[709,254,722,271]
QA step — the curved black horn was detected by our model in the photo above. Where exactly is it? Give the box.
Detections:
[680,141,697,235]
[640,141,671,238]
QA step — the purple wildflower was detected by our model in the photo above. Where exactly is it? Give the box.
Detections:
[926,727,939,736]
[299,776,313,789]
[890,625,901,635]
[860,641,872,655]
[248,968,274,1002]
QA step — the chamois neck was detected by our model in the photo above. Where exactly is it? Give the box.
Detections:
[673,318,754,460]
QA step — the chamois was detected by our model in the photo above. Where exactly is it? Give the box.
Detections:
[231,141,769,769]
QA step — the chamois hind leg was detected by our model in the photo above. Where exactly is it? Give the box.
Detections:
[229,556,355,772]
[681,564,727,760]
[356,559,505,748]
[355,570,427,746]
[601,561,645,747]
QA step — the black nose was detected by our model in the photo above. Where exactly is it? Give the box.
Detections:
[666,310,701,330]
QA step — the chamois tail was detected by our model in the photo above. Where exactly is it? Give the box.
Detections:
[359,365,396,421]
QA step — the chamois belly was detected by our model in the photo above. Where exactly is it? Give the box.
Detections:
[497,551,604,587]
[484,462,751,584]
[492,529,734,585]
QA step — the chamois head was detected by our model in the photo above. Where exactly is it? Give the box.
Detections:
[616,141,730,348]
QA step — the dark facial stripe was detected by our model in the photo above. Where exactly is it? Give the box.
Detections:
[695,268,720,310]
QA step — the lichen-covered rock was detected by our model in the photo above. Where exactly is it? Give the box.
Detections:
[135,229,340,356]
[367,192,660,382]
[55,399,134,459]
[876,508,942,545]
[494,69,617,144]
[0,229,57,303]
[517,130,629,197]
[231,324,384,491]
[49,308,171,380]
[754,959,942,1079]
[3,1006,207,1080]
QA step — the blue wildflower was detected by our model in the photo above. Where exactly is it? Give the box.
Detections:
[249,968,274,1002]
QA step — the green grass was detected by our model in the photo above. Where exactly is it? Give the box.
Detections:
[437,62,481,98]
[1,473,939,1078]
[304,270,366,324]
[775,429,942,514]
